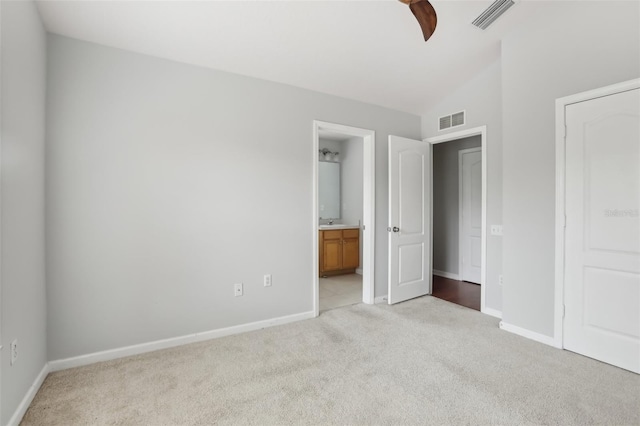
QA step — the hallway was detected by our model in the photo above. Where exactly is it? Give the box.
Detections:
[432,275,480,311]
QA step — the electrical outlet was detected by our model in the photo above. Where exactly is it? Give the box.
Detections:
[234,283,243,297]
[499,275,504,286]
[264,274,272,287]
[491,225,503,236]
[10,339,18,365]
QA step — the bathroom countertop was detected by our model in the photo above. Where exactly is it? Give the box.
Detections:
[318,224,360,230]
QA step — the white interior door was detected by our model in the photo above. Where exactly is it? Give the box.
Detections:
[564,87,640,373]
[459,148,482,284]
[388,135,430,304]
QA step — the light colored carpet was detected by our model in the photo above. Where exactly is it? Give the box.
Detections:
[22,297,640,425]
[319,274,362,312]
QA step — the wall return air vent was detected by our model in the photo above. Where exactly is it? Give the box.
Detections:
[472,0,515,30]
[438,111,466,131]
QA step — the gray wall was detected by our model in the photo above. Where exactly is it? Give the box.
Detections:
[501,1,640,337]
[46,35,421,360]
[422,59,503,313]
[432,136,481,275]
[0,1,48,424]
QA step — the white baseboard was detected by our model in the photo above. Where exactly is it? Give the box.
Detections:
[499,321,559,348]
[374,295,387,304]
[482,307,502,319]
[8,363,50,426]
[356,268,363,275]
[432,269,460,280]
[49,311,315,372]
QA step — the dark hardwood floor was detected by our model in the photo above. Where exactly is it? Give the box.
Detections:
[432,275,480,311]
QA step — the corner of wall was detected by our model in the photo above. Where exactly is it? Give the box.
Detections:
[0,1,49,425]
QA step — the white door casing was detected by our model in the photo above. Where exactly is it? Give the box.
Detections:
[313,121,375,316]
[459,147,482,284]
[388,135,430,304]
[427,126,489,316]
[562,87,640,373]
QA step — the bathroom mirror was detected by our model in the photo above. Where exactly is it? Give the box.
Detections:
[318,162,340,219]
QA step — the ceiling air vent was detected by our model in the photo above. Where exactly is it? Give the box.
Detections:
[438,111,466,131]
[472,0,515,30]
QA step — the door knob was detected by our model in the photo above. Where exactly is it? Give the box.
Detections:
[393,227,400,232]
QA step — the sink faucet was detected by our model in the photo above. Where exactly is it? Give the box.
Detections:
[328,219,334,225]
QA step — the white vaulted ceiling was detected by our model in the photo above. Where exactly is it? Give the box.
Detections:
[36,0,544,115]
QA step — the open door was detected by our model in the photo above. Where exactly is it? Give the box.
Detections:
[388,135,431,304]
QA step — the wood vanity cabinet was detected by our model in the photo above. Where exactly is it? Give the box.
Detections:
[319,228,360,276]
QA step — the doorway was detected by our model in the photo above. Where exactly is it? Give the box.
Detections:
[430,139,482,310]
[312,121,375,316]
[426,126,488,313]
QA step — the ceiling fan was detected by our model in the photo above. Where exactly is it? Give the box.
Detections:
[400,0,517,42]
[399,0,438,42]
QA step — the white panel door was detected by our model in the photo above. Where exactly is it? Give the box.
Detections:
[388,135,430,304]
[564,88,640,373]
[460,148,482,284]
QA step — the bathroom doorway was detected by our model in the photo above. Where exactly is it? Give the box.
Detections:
[312,121,375,315]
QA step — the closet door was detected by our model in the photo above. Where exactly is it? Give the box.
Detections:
[563,87,639,373]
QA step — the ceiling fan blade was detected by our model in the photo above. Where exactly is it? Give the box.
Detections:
[405,0,438,42]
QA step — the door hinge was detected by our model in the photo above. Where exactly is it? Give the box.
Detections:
[562,304,566,318]
[564,124,567,139]
[563,214,567,228]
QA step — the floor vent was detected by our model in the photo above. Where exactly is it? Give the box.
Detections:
[438,111,466,131]
[472,0,515,30]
